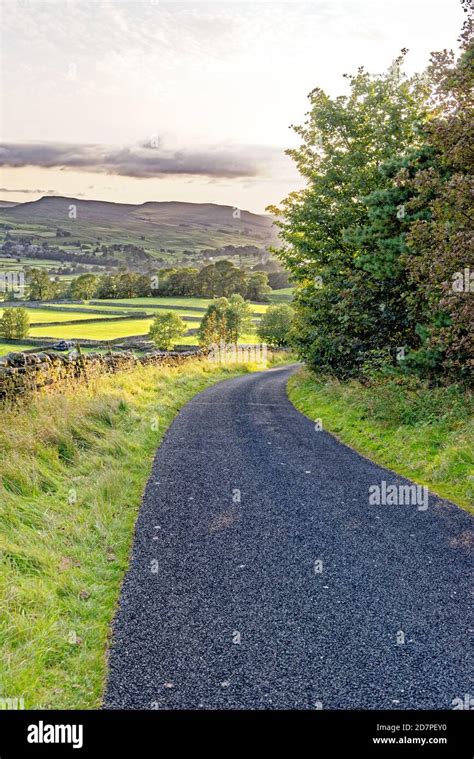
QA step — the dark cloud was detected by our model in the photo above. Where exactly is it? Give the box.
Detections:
[0,141,280,179]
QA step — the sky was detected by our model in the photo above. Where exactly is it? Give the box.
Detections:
[0,0,465,213]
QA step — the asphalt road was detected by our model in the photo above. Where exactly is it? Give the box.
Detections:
[105,364,472,709]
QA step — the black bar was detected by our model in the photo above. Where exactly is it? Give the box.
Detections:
[0,710,471,757]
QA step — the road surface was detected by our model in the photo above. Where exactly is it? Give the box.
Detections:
[105,364,472,709]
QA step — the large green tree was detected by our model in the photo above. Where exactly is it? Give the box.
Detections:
[246,271,271,301]
[69,274,98,300]
[257,304,293,347]
[402,5,473,382]
[28,270,61,301]
[270,53,430,377]
[198,295,253,346]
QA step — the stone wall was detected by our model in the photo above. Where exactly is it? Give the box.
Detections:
[1,299,85,308]
[0,349,203,404]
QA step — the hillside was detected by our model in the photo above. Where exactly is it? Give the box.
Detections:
[0,196,277,257]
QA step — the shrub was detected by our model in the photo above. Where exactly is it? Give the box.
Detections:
[257,304,293,347]
[148,312,186,350]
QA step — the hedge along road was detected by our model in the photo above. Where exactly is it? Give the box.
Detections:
[104,364,471,709]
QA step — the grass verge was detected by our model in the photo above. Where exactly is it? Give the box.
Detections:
[0,355,287,709]
[287,369,473,512]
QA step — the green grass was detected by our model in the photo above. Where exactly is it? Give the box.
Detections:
[173,332,261,346]
[0,355,293,709]
[288,369,474,512]
[0,308,119,324]
[94,297,269,314]
[29,319,203,341]
[0,257,58,268]
[54,303,206,318]
[29,316,262,344]
[2,297,266,344]
[267,287,293,304]
[29,318,156,340]
[0,343,32,356]
[95,296,215,308]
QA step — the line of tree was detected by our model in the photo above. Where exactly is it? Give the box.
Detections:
[93,262,271,300]
[7,260,275,302]
[270,3,473,384]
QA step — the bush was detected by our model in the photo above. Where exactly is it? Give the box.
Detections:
[0,307,30,339]
[198,295,253,346]
[257,304,293,347]
[148,312,186,350]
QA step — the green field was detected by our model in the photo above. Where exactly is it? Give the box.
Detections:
[0,308,120,324]
[30,318,164,340]
[0,257,86,283]
[0,296,277,346]
[55,303,209,319]
[0,343,33,356]
[93,296,269,314]
[28,320,260,344]
[0,256,57,269]
[267,287,293,303]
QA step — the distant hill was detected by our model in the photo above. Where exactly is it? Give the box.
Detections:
[0,196,277,257]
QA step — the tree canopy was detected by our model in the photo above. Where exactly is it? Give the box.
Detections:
[270,5,473,384]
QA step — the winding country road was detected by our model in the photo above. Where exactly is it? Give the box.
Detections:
[105,364,472,709]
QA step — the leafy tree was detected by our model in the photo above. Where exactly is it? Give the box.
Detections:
[226,294,253,342]
[148,311,186,350]
[166,268,199,295]
[267,270,291,290]
[196,260,248,298]
[246,271,271,301]
[214,260,248,297]
[116,272,140,298]
[257,304,293,346]
[196,264,220,297]
[344,145,439,360]
[270,53,429,377]
[95,274,118,299]
[135,274,154,297]
[403,5,473,382]
[0,307,30,338]
[198,298,231,346]
[69,274,98,300]
[0,308,16,338]
[198,307,222,347]
[198,295,253,346]
[13,307,30,338]
[28,269,61,301]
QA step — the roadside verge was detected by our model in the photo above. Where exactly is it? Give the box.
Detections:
[0,355,286,709]
[287,368,473,512]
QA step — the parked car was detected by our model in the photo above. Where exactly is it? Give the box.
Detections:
[52,340,76,352]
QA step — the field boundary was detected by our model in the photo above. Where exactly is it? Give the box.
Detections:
[89,300,208,312]
[30,314,149,328]
[0,348,204,404]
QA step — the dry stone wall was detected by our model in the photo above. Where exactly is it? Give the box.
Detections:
[0,349,203,404]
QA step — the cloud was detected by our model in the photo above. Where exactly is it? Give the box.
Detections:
[0,141,284,179]
[0,187,57,194]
